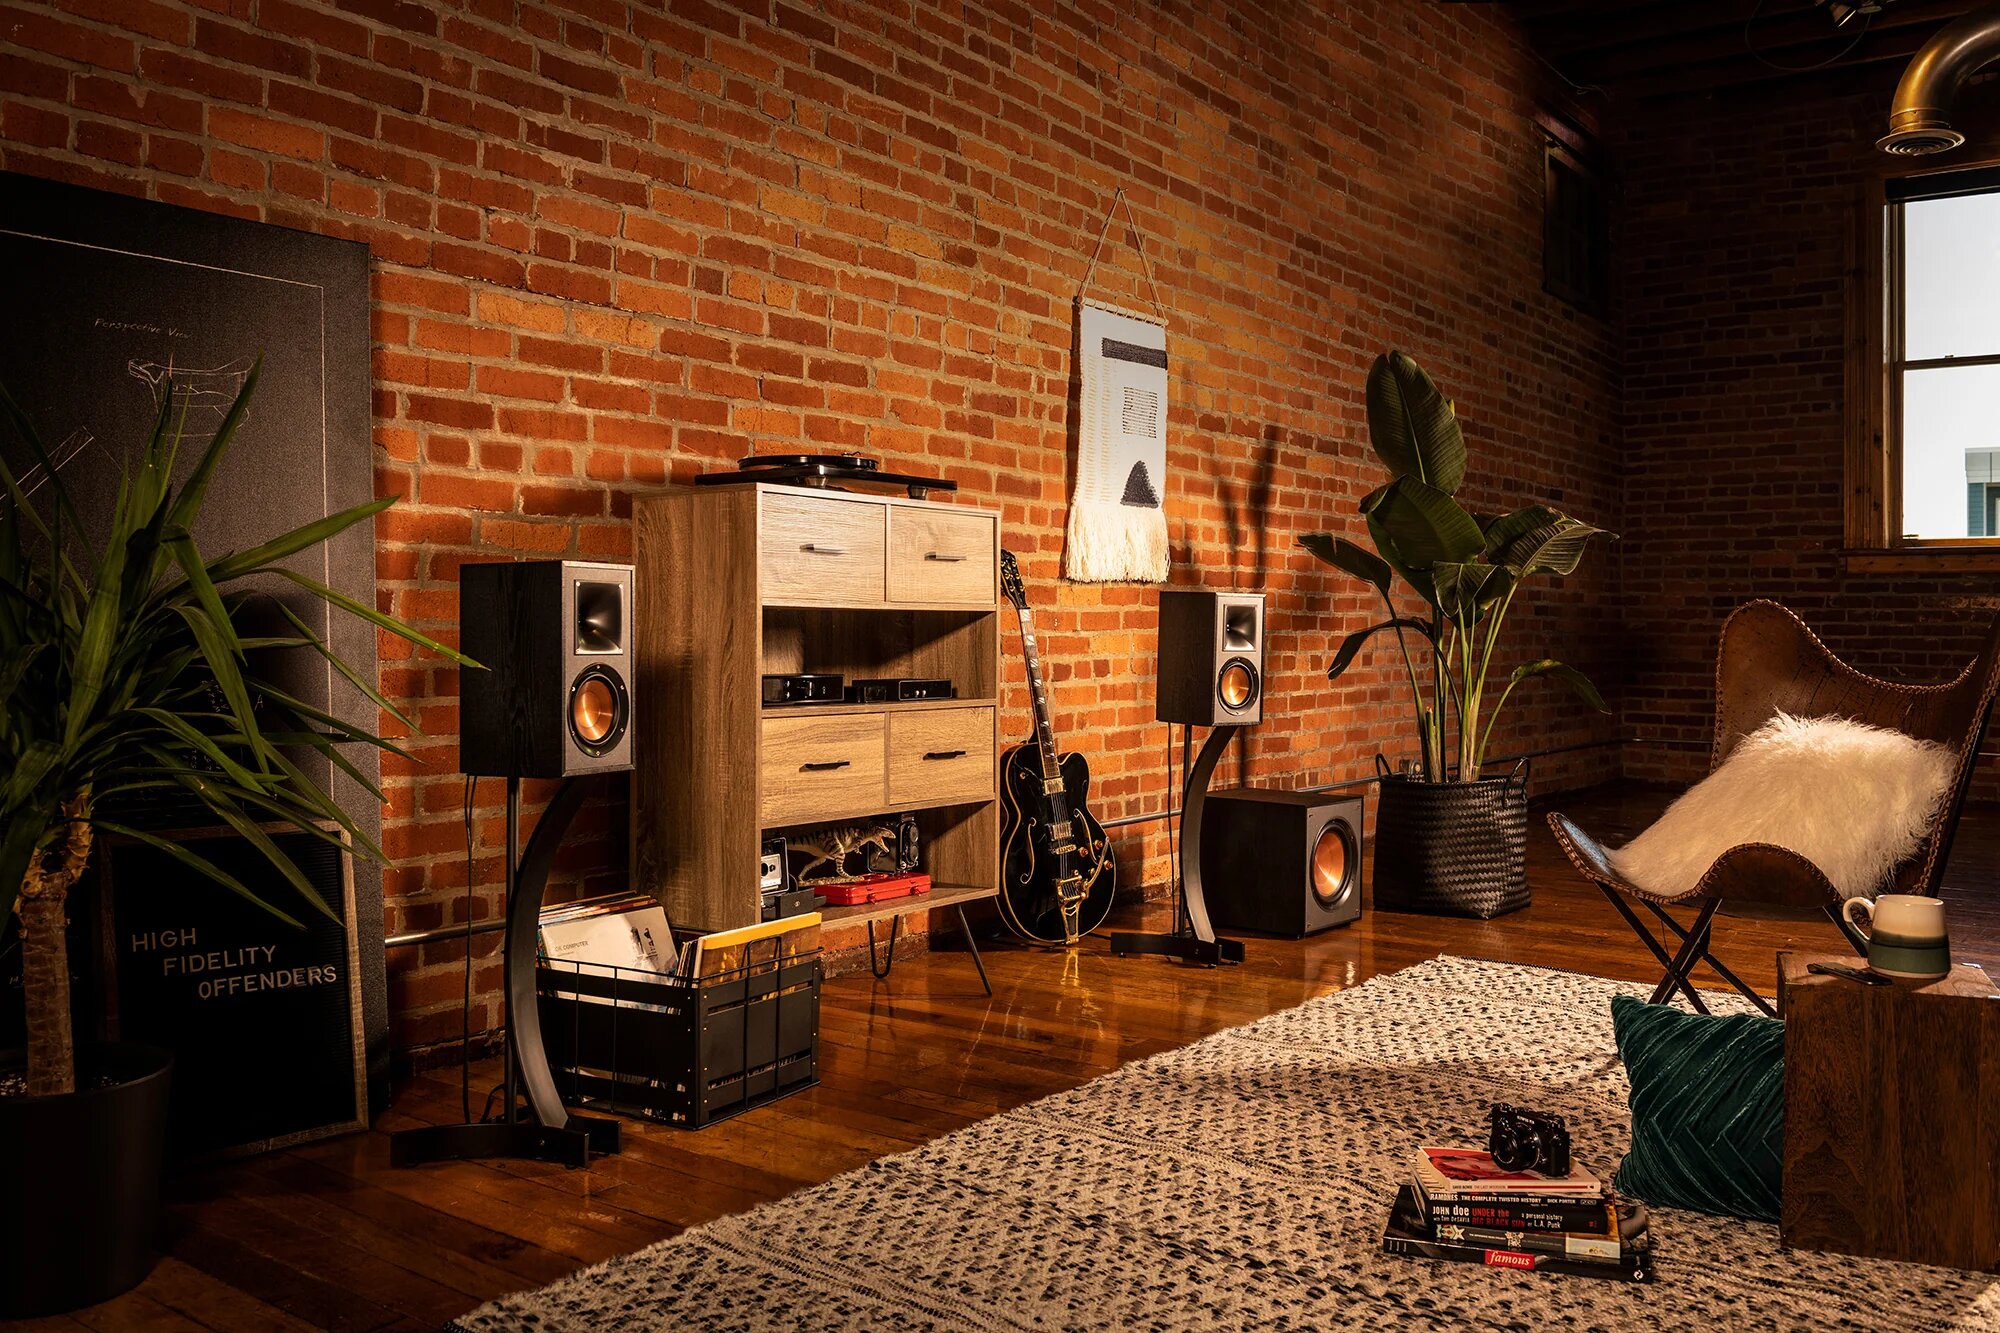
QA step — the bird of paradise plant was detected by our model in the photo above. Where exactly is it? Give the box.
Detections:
[1301,352,1614,782]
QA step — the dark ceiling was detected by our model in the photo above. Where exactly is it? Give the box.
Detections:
[1507,0,1983,100]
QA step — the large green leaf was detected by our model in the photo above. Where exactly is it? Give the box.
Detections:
[1365,351,1466,496]
[1326,617,1434,682]
[1509,658,1611,713]
[1431,561,1512,622]
[1486,506,1615,579]
[1299,533,1392,597]
[1361,478,1484,570]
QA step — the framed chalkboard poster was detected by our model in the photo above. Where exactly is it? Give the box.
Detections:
[96,824,367,1157]
[0,172,386,1114]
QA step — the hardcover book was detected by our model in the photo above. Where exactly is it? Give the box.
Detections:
[1412,1146,1603,1198]
[1414,1184,1616,1236]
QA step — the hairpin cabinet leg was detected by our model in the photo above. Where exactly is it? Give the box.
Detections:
[867,916,900,979]
[957,906,992,997]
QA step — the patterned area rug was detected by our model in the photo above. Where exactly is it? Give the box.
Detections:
[453,957,2000,1331]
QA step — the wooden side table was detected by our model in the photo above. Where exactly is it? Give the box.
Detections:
[1779,951,2000,1271]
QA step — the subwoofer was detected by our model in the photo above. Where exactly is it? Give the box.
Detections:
[1156,588,1265,726]
[1200,787,1363,937]
[460,560,635,778]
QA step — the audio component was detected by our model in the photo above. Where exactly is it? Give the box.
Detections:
[847,677,956,704]
[460,560,634,778]
[760,835,788,894]
[1156,588,1265,726]
[1201,787,1364,937]
[761,673,844,706]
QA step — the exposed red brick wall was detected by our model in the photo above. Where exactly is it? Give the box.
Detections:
[1,0,1622,1055]
[1617,75,2000,790]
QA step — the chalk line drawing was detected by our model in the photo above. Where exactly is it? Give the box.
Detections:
[127,357,252,443]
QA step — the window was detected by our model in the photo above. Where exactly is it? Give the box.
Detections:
[1885,168,2000,545]
[1544,141,1608,316]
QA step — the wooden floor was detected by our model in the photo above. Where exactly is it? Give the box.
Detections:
[27,780,2000,1332]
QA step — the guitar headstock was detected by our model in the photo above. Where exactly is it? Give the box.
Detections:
[999,549,1029,611]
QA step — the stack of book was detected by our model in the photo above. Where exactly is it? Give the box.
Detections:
[1380,1146,1653,1283]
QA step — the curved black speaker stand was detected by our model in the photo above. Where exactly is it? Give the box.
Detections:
[1109,724,1246,967]
[391,775,623,1168]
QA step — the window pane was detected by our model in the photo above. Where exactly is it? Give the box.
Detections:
[1904,192,2000,361]
[1901,364,2000,539]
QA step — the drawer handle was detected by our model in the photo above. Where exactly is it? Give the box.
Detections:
[800,760,851,772]
[924,551,967,562]
[802,543,848,556]
[923,749,968,761]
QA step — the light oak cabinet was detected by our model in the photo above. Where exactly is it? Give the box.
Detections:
[633,484,1002,933]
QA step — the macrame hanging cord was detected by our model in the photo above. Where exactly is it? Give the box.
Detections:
[1065,188,1171,583]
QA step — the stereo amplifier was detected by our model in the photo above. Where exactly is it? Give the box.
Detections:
[762,673,843,706]
[848,678,956,704]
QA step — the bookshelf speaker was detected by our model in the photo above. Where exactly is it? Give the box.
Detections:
[460,560,635,778]
[1156,588,1264,726]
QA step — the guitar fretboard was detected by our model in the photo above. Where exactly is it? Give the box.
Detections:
[1015,605,1061,781]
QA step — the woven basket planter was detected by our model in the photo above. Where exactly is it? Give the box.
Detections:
[1371,767,1530,919]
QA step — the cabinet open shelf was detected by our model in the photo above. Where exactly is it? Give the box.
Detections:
[816,881,994,928]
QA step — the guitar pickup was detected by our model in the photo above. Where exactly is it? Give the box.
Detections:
[1041,776,1067,797]
[1045,820,1074,842]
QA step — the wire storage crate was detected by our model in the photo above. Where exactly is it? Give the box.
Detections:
[536,947,821,1128]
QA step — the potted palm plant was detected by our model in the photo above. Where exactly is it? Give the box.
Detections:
[1301,351,1613,917]
[0,367,471,1316]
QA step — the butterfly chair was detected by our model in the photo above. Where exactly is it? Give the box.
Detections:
[1548,600,2000,1016]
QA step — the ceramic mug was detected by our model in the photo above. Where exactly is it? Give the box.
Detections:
[1841,893,1952,980]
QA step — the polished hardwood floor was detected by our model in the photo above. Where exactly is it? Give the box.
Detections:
[24,781,2000,1331]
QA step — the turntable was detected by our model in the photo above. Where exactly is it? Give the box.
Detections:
[694,453,956,499]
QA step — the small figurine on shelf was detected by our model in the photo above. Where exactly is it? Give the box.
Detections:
[791,823,897,882]
[789,819,931,907]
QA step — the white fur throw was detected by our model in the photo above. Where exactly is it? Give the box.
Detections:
[1607,712,1955,901]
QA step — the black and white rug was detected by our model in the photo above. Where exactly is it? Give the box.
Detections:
[453,957,2000,1331]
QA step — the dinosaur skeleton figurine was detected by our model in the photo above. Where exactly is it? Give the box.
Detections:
[792,823,896,881]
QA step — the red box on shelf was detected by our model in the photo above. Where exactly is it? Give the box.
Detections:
[813,872,931,906]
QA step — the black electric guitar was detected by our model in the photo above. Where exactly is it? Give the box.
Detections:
[996,550,1116,946]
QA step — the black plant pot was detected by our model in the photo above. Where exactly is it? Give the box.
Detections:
[1372,768,1530,919]
[0,1042,173,1318]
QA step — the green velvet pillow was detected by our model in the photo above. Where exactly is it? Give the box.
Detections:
[1610,992,1785,1223]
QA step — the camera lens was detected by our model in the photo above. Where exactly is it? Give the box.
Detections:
[1491,1124,1528,1170]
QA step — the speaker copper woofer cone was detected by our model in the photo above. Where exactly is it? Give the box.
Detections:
[568,665,629,755]
[1311,823,1355,908]
[1218,657,1259,711]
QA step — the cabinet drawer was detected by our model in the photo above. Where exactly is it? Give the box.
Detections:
[761,714,887,826]
[760,493,885,604]
[887,506,996,605]
[887,707,995,806]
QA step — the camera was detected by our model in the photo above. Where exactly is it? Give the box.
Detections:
[1488,1103,1570,1178]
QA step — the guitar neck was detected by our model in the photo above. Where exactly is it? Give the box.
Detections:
[1014,605,1062,779]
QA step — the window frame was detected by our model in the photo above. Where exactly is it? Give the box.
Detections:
[1848,160,2000,569]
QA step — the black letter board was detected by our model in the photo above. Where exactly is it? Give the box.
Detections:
[97,825,367,1157]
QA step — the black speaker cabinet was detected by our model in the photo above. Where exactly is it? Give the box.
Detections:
[1157,588,1265,726]
[460,560,635,778]
[1200,787,1363,937]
